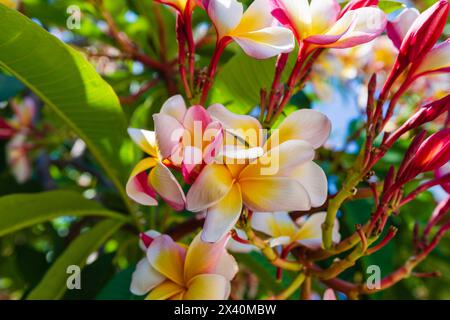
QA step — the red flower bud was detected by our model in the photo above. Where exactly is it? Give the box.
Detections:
[140,232,154,248]
[398,0,449,67]
[388,95,450,144]
[0,118,15,140]
[411,129,450,175]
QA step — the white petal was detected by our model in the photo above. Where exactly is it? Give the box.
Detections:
[233,26,295,59]
[153,113,184,159]
[290,161,328,207]
[130,258,166,296]
[160,95,187,123]
[310,0,340,34]
[202,184,243,243]
[207,0,243,38]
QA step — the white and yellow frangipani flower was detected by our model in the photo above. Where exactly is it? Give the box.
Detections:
[186,106,331,243]
[270,0,386,49]
[251,211,340,248]
[130,231,238,300]
[126,128,186,211]
[203,0,295,59]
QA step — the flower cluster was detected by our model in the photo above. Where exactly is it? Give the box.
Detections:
[127,95,331,243]
[125,0,450,301]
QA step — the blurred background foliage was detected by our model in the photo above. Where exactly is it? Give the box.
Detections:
[0,0,449,300]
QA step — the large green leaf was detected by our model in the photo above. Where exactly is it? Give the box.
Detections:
[0,190,128,237]
[0,5,130,206]
[27,219,124,300]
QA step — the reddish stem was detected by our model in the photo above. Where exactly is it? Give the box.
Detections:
[200,37,232,105]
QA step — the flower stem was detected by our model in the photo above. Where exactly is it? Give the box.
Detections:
[275,272,306,300]
[199,37,231,105]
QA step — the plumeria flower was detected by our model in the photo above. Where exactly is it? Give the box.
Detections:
[270,0,386,49]
[1,98,37,184]
[153,95,223,183]
[251,212,340,248]
[186,106,330,242]
[126,128,186,211]
[130,231,238,300]
[203,0,295,59]
[6,134,32,184]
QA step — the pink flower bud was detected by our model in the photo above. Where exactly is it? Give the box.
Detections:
[140,232,154,248]
[391,94,450,141]
[398,0,449,67]
[412,129,450,174]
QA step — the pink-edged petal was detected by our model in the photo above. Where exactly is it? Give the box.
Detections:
[203,121,224,165]
[147,235,186,286]
[186,164,234,212]
[310,0,340,35]
[240,177,311,212]
[386,8,419,49]
[149,162,186,211]
[413,39,450,77]
[271,0,312,39]
[130,258,166,296]
[294,212,341,248]
[305,9,354,45]
[160,94,187,123]
[202,183,243,243]
[185,274,230,300]
[207,0,243,39]
[208,103,263,147]
[184,232,233,281]
[232,26,295,59]
[323,288,337,300]
[146,281,185,300]
[127,128,158,157]
[289,161,328,207]
[268,109,331,149]
[327,7,387,49]
[183,105,212,134]
[126,158,158,206]
[240,140,315,179]
[153,113,184,159]
[251,212,298,238]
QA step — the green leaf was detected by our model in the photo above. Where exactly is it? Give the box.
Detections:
[378,0,406,14]
[0,190,128,237]
[0,6,130,205]
[96,266,144,300]
[27,219,124,300]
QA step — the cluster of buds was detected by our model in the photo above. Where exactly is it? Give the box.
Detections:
[0,98,39,183]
